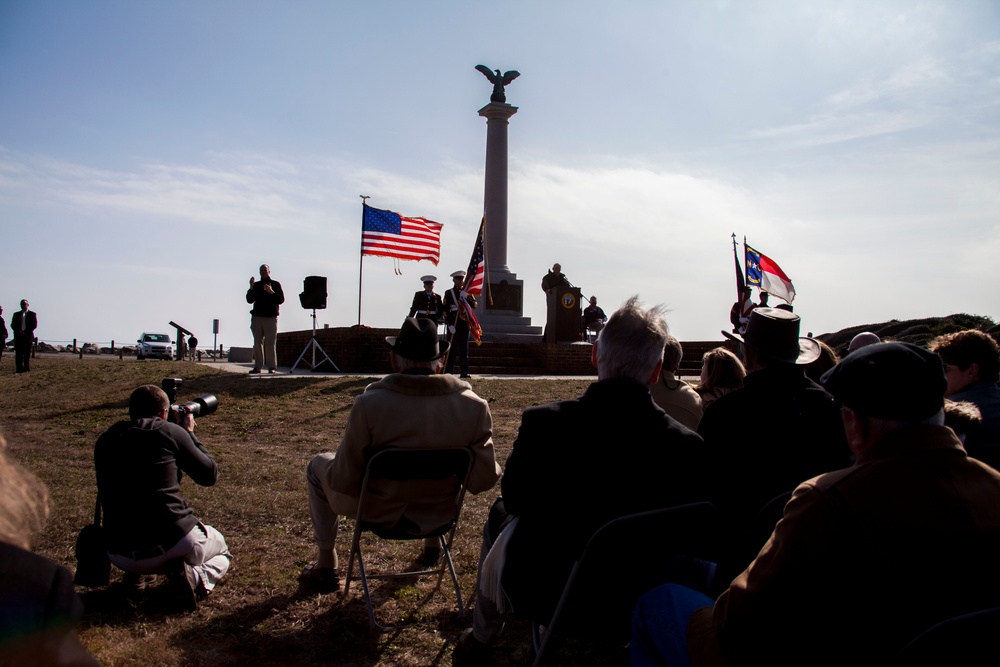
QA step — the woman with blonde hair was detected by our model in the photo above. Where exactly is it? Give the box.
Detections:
[697,347,747,408]
[0,434,98,666]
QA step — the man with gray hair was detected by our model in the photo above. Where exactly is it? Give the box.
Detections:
[455,296,710,663]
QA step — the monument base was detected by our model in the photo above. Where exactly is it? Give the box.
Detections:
[475,270,542,339]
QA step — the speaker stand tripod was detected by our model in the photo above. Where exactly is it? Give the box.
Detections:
[291,309,340,373]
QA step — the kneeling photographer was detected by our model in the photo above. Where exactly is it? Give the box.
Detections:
[93,381,230,610]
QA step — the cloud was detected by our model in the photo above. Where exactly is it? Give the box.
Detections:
[0,149,338,230]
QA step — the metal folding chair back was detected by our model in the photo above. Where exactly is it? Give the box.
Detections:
[531,501,718,667]
[892,605,1000,666]
[343,447,475,631]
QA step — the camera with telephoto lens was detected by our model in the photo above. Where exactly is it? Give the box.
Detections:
[161,377,218,422]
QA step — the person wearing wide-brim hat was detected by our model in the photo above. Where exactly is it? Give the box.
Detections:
[300,317,499,593]
[407,274,445,325]
[721,307,821,366]
[384,316,449,362]
[700,307,850,581]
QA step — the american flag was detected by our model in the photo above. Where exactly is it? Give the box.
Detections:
[463,217,486,296]
[361,205,442,264]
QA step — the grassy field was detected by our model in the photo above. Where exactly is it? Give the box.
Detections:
[0,354,604,666]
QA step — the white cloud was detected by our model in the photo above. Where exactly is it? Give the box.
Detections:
[0,150,336,230]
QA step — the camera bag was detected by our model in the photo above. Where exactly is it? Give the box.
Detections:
[74,496,110,587]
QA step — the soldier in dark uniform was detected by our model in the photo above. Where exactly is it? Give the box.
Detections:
[407,275,444,323]
[444,270,477,378]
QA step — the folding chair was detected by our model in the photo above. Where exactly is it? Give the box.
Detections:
[713,489,793,595]
[530,501,718,667]
[343,447,475,631]
[892,605,1000,666]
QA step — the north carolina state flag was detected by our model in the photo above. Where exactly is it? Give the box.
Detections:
[745,243,796,304]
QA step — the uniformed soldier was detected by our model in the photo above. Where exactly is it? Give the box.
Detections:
[407,275,445,324]
[443,271,477,378]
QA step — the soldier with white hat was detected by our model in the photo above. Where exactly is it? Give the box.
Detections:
[407,275,444,324]
[443,270,477,378]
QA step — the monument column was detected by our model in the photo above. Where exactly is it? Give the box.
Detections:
[478,102,517,274]
[471,66,541,340]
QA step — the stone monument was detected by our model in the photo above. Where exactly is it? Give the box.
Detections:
[473,65,541,339]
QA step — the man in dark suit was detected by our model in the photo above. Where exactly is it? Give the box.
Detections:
[454,295,711,663]
[11,299,37,373]
[0,305,7,360]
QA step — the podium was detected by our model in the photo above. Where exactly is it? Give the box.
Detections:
[545,286,582,343]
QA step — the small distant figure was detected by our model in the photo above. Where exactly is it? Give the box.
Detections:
[0,305,7,360]
[649,336,703,432]
[540,263,569,294]
[475,65,520,103]
[729,286,756,334]
[187,336,198,361]
[848,331,881,353]
[541,264,571,342]
[246,264,285,374]
[444,271,478,378]
[582,296,607,341]
[758,291,769,308]
[12,299,37,374]
[696,347,746,408]
[407,275,445,324]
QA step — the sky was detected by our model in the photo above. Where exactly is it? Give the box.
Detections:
[1,0,997,350]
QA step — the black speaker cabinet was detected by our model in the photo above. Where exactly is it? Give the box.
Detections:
[299,276,328,310]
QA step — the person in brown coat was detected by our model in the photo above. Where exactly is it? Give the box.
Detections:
[632,342,1000,667]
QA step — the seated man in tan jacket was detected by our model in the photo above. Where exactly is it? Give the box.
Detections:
[300,317,501,592]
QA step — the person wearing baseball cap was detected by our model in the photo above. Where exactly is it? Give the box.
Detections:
[634,342,1000,666]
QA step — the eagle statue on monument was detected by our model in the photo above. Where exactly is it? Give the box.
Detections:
[475,65,520,103]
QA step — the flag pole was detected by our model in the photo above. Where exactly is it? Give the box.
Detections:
[479,215,492,306]
[358,195,370,326]
[732,232,745,304]
[464,215,486,292]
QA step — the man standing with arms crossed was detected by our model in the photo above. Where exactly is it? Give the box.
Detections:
[246,264,284,374]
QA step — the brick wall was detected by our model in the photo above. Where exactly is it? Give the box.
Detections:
[276,327,596,375]
[276,327,727,376]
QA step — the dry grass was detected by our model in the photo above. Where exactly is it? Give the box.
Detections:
[0,354,617,666]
